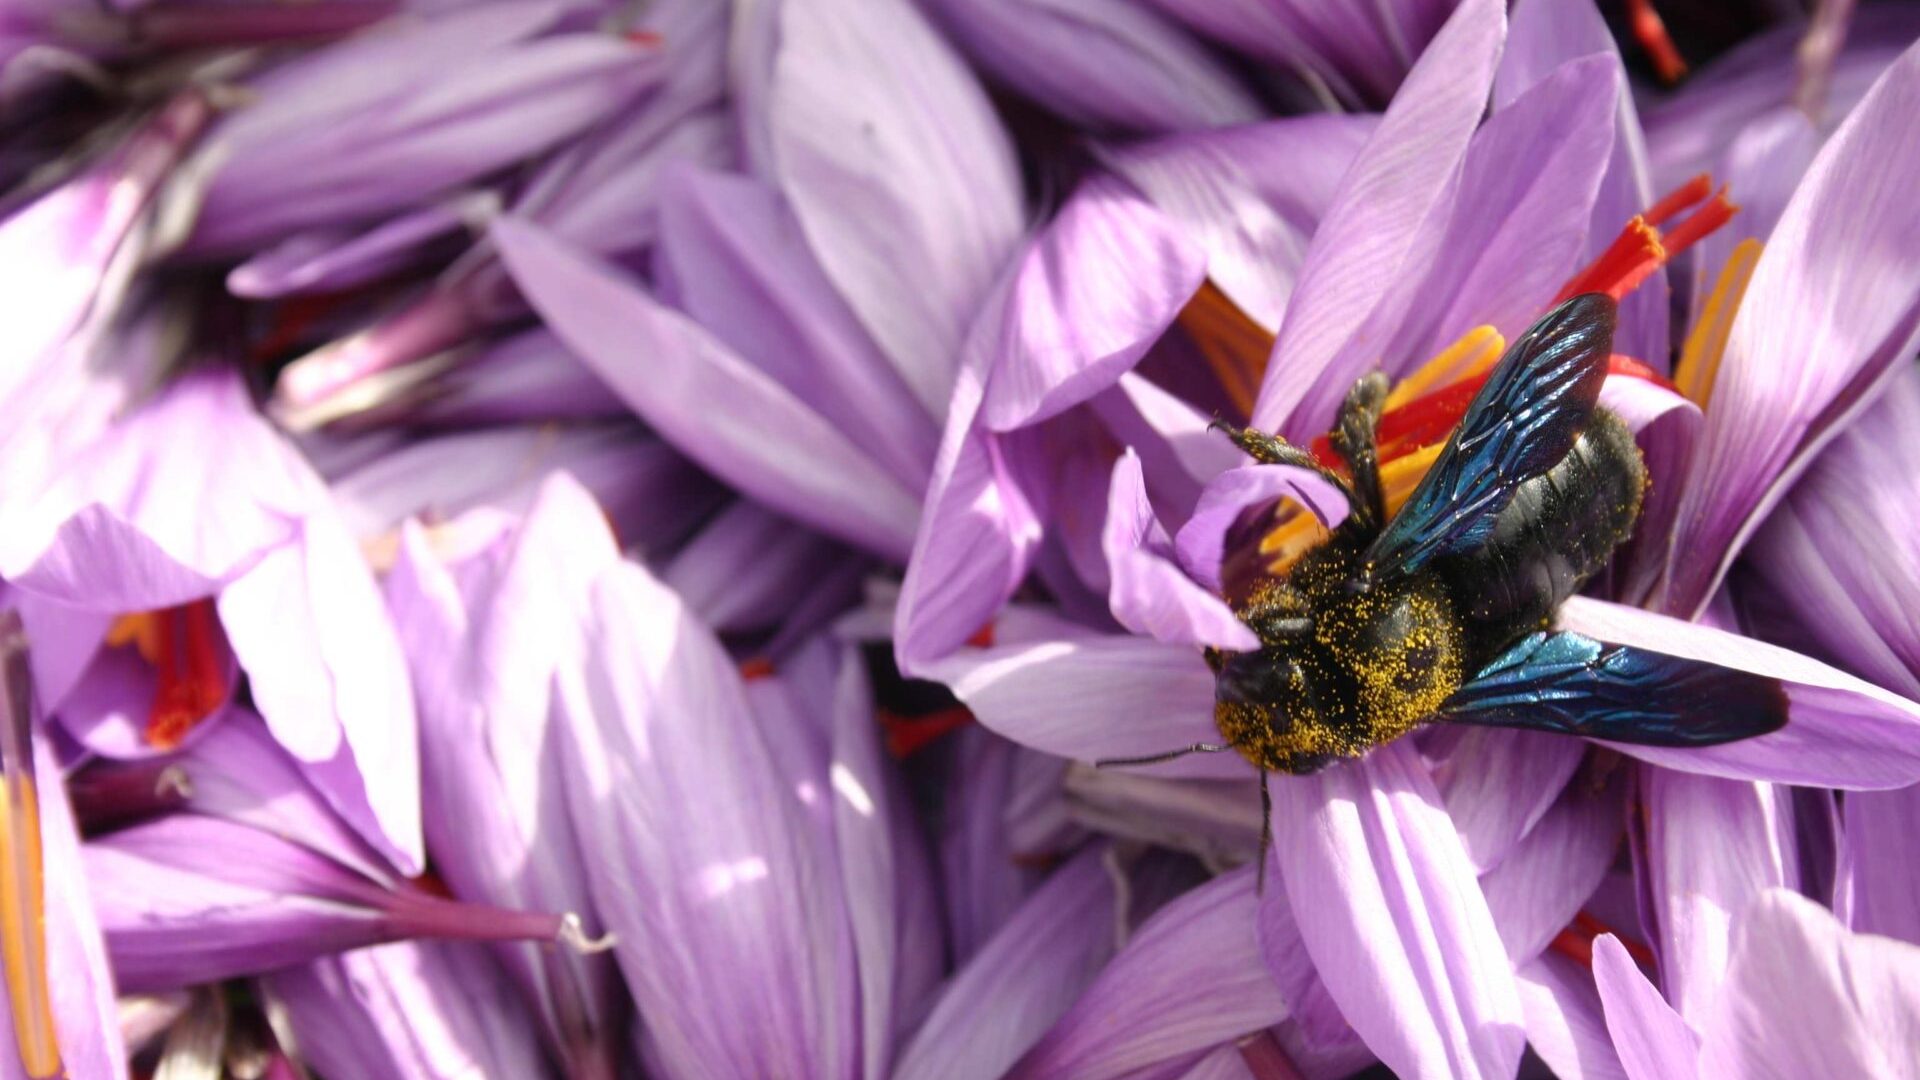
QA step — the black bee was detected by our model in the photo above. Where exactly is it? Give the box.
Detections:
[1102,294,1787,864]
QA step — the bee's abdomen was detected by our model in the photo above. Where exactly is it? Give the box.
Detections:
[1443,407,1646,658]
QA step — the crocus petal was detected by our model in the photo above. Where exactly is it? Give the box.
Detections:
[265,941,551,1080]
[1516,954,1629,1080]
[555,561,858,1079]
[1252,0,1505,437]
[1010,867,1286,1080]
[1090,374,1244,510]
[492,217,921,560]
[1430,728,1584,876]
[924,632,1249,781]
[1103,451,1257,651]
[0,370,312,612]
[1556,596,1920,789]
[653,165,935,489]
[1698,888,1920,1079]
[1662,38,1920,616]
[226,191,492,299]
[1592,934,1700,1080]
[753,0,1024,416]
[1173,464,1350,591]
[1841,785,1920,946]
[663,502,851,634]
[1477,764,1622,963]
[1099,116,1376,330]
[1641,771,1797,1024]
[925,0,1262,133]
[894,284,1046,673]
[1265,741,1525,1080]
[983,175,1206,431]
[893,848,1117,1080]
[938,729,1047,964]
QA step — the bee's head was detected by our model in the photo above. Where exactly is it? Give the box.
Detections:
[1211,646,1337,775]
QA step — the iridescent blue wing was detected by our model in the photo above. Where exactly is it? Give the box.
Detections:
[1432,631,1789,745]
[1366,293,1616,583]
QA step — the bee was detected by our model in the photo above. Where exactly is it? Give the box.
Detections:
[1101,294,1787,865]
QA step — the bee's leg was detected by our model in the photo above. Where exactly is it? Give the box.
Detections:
[1331,372,1390,528]
[1210,419,1358,506]
[1256,770,1272,894]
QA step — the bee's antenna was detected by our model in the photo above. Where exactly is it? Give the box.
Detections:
[1093,743,1232,768]
[1257,771,1272,895]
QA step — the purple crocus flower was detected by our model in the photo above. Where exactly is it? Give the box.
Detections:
[890,1,1920,1075]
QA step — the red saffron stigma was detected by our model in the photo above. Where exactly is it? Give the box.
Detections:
[1626,0,1688,84]
[966,623,995,649]
[1642,173,1711,227]
[144,601,227,750]
[878,706,974,758]
[738,656,777,682]
[1556,178,1739,302]
[1657,187,1739,261]
[1550,909,1659,969]
[624,29,664,46]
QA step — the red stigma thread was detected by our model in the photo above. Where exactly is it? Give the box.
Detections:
[145,601,227,749]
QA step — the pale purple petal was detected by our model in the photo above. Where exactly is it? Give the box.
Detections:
[1251,0,1505,436]
[492,217,921,560]
[226,191,492,299]
[1089,374,1243,509]
[653,165,936,488]
[925,0,1262,133]
[55,637,233,761]
[1477,765,1622,963]
[1430,728,1584,876]
[1010,867,1286,1080]
[663,502,850,635]
[555,561,858,1078]
[1592,934,1700,1080]
[1062,765,1261,866]
[1642,770,1798,1024]
[1841,785,1920,946]
[34,737,129,1080]
[1699,889,1920,1078]
[894,848,1117,1080]
[265,942,551,1080]
[1100,116,1376,331]
[1661,38,1920,616]
[939,729,1047,964]
[375,327,632,428]
[1173,464,1350,591]
[984,174,1207,431]
[218,503,422,873]
[1265,741,1524,1080]
[894,292,1046,672]
[1103,451,1257,650]
[923,632,1250,781]
[1557,596,1920,789]
[754,0,1024,416]
[1517,954,1629,1080]
[0,370,312,612]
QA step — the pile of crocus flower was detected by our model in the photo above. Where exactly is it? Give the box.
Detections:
[2,0,1919,1076]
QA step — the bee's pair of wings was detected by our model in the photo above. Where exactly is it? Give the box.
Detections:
[1371,294,1787,747]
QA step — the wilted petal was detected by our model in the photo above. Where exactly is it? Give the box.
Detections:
[924,632,1248,781]
[1100,116,1375,331]
[1173,464,1350,591]
[555,562,857,1079]
[1103,451,1257,650]
[1265,741,1524,1080]
[1592,934,1699,1080]
[925,0,1261,133]
[1557,596,1920,788]
[1698,889,1920,1078]
[1011,867,1285,1080]
[894,848,1117,1080]
[85,814,560,993]
[0,370,312,612]
[1642,770,1797,1024]
[266,941,550,1080]
[983,175,1206,431]
[1252,0,1505,436]
[751,0,1024,415]
[1662,38,1920,616]
[493,217,920,560]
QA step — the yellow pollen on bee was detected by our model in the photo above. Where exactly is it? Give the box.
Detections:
[1673,238,1762,411]
[1383,324,1506,412]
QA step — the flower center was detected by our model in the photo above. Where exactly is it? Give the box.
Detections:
[105,600,227,749]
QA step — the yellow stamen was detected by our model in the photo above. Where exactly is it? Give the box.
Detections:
[1178,281,1273,418]
[104,612,165,667]
[0,616,58,1080]
[1380,442,1447,517]
[1257,509,1331,576]
[1383,325,1506,412]
[1673,238,1762,412]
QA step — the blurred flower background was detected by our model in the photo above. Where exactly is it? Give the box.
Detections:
[0,0,1918,1077]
